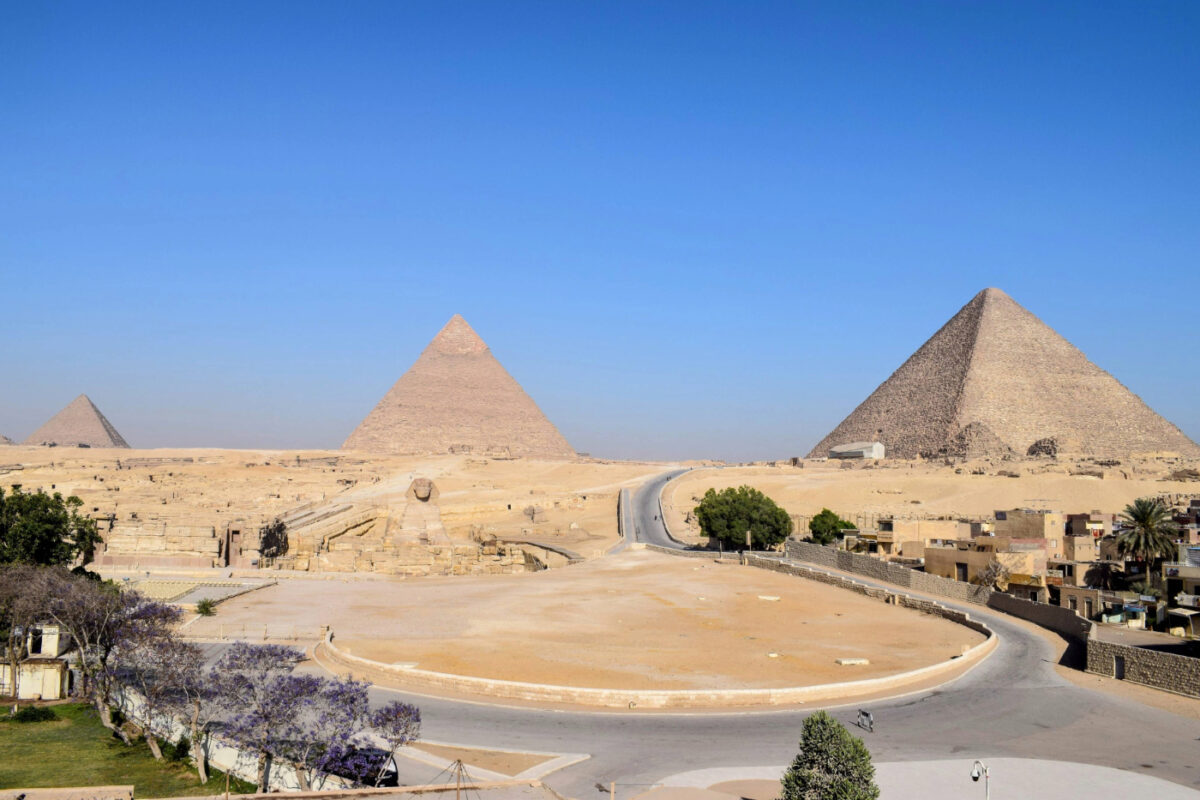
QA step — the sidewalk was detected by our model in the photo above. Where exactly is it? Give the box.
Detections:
[652,758,1200,799]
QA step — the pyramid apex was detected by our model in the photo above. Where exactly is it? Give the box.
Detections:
[975,287,1011,302]
[430,314,489,355]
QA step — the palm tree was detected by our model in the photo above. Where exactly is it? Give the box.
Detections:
[1115,498,1179,585]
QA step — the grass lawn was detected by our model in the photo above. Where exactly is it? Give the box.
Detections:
[0,703,253,796]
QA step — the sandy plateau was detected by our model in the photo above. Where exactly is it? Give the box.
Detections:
[189,549,984,690]
[0,446,663,559]
[665,459,1200,543]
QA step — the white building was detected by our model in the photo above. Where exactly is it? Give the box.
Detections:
[829,441,885,459]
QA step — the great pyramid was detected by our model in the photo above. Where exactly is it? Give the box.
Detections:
[343,315,575,458]
[24,394,131,448]
[809,288,1199,460]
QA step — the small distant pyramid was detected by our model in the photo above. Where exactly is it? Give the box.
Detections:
[343,315,575,458]
[24,395,131,448]
[0,434,12,445]
[809,288,1199,460]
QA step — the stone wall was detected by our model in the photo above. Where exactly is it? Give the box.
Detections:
[644,543,740,560]
[742,555,993,638]
[318,622,995,709]
[784,539,1091,640]
[1086,631,1200,697]
[97,522,225,568]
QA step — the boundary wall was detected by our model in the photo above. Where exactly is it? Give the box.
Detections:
[782,539,1200,696]
[784,540,1090,640]
[1085,628,1200,698]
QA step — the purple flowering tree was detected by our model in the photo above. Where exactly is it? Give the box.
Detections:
[37,569,179,742]
[118,633,197,760]
[369,700,422,786]
[215,642,317,791]
[285,676,373,790]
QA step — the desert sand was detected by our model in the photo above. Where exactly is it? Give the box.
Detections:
[189,549,984,690]
[665,461,1200,543]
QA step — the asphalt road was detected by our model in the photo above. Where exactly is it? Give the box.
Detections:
[327,470,1200,797]
[631,468,690,548]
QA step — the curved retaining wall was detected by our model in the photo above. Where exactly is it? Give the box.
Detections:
[317,592,995,710]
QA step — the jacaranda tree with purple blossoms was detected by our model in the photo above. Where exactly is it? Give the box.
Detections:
[369,701,422,786]
[284,676,373,790]
[216,642,319,791]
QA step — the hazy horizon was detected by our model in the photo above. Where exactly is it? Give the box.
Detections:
[3,3,1198,461]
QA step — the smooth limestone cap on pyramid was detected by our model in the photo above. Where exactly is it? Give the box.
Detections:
[809,288,1200,460]
[342,315,575,458]
[23,394,131,448]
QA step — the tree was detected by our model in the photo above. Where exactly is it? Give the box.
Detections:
[973,558,1010,590]
[1083,561,1120,590]
[118,631,197,760]
[1116,498,1178,574]
[781,711,879,800]
[806,509,854,546]
[369,701,422,786]
[216,642,318,791]
[693,486,793,550]
[0,564,40,698]
[0,486,101,567]
[165,641,219,784]
[285,676,373,791]
[36,569,178,741]
[1116,497,1178,592]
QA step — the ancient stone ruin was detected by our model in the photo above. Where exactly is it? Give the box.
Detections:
[23,394,130,448]
[266,477,543,576]
[809,288,1200,460]
[342,315,575,459]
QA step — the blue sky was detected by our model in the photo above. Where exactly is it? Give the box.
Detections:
[1,1,1197,460]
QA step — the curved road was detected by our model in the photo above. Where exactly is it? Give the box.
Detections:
[352,471,1200,797]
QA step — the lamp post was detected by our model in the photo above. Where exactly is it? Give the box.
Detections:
[970,760,990,799]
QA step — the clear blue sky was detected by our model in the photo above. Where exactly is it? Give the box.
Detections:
[2,1,1198,460]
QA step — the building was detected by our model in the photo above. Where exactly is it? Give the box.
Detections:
[1164,544,1200,611]
[853,518,968,559]
[0,623,73,700]
[1063,534,1099,562]
[1067,512,1114,539]
[922,539,1049,601]
[1058,585,1131,621]
[994,508,1065,543]
[828,441,885,459]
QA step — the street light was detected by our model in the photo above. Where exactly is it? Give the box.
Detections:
[970,760,990,799]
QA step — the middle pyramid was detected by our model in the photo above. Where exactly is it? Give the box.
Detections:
[342,315,575,459]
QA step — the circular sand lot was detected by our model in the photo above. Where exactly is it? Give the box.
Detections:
[198,550,985,691]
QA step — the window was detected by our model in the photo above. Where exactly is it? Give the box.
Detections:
[1068,596,1078,611]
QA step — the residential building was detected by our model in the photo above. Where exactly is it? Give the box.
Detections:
[994,509,1064,557]
[1066,512,1114,539]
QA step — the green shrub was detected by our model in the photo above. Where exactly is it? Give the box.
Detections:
[694,486,793,550]
[163,735,191,762]
[781,710,879,800]
[12,705,58,723]
[196,598,216,616]
[806,508,855,545]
